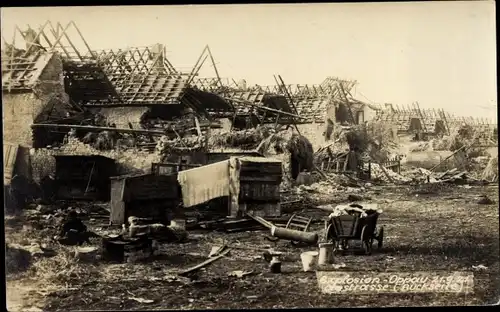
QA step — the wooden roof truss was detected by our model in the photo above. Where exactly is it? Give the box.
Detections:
[2,21,91,91]
[88,45,191,105]
[1,21,123,103]
[254,77,358,123]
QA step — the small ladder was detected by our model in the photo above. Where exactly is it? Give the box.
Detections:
[286,214,313,232]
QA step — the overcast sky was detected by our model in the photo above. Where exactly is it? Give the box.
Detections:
[1,2,497,121]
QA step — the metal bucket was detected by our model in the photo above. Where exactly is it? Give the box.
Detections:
[300,251,319,272]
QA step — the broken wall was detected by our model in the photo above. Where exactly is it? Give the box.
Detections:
[362,105,378,123]
[2,52,67,148]
[31,137,162,182]
[296,123,329,152]
[95,107,150,129]
[3,93,41,147]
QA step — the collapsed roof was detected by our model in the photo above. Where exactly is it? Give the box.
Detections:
[1,21,234,119]
[193,77,298,123]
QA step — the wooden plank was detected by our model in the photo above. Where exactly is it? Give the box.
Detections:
[178,248,231,276]
[228,157,241,217]
[238,176,282,183]
[3,143,19,185]
[110,179,126,225]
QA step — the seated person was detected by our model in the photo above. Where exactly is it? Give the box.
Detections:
[57,210,92,246]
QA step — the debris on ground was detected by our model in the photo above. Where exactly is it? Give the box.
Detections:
[477,195,494,205]
[481,155,498,182]
[228,270,254,278]
[102,234,156,263]
[128,297,155,304]
[73,246,100,262]
[347,194,364,201]
[5,244,33,274]
[178,247,231,277]
[472,264,488,271]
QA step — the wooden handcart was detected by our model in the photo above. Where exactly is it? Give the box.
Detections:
[325,210,384,255]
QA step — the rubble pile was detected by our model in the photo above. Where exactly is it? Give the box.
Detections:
[208,126,273,150]
[432,135,456,151]
[155,135,204,155]
[431,169,469,183]
[369,163,411,183]
[297,181,339,196]
[344,122,399,162]
[327,203,383,218]
[409,141,432,152]
[31,137,162,181]
[401,167,433,181]
[291,174,364,204]
[481,155,498,182]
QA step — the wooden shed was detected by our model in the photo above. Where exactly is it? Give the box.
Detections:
[109,173,180,225]
[54,155,115,200]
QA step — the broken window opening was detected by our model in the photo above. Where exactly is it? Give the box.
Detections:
[335,103,350,125]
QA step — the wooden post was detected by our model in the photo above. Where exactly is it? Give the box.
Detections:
[343,153,349,172]
[228,157,240,218]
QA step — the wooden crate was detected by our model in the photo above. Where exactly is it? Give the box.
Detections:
[110,173,180,225]
[229,156,282,218]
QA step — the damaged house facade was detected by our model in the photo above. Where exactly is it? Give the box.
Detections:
[2,25,84,181]
[374,102,450,140]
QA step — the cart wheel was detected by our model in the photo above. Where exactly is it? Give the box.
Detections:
[334,239,347,255]
[377,227,384,249]
[360,225,372,255]
[341,239,349,250]
[332,239,340,252]
[325,224,333,242]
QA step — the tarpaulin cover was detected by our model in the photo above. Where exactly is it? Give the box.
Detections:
[177,160,230,207]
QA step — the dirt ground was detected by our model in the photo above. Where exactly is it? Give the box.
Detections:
[5,183,500,310]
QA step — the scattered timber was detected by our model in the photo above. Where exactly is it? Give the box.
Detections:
[178,247,231,276]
